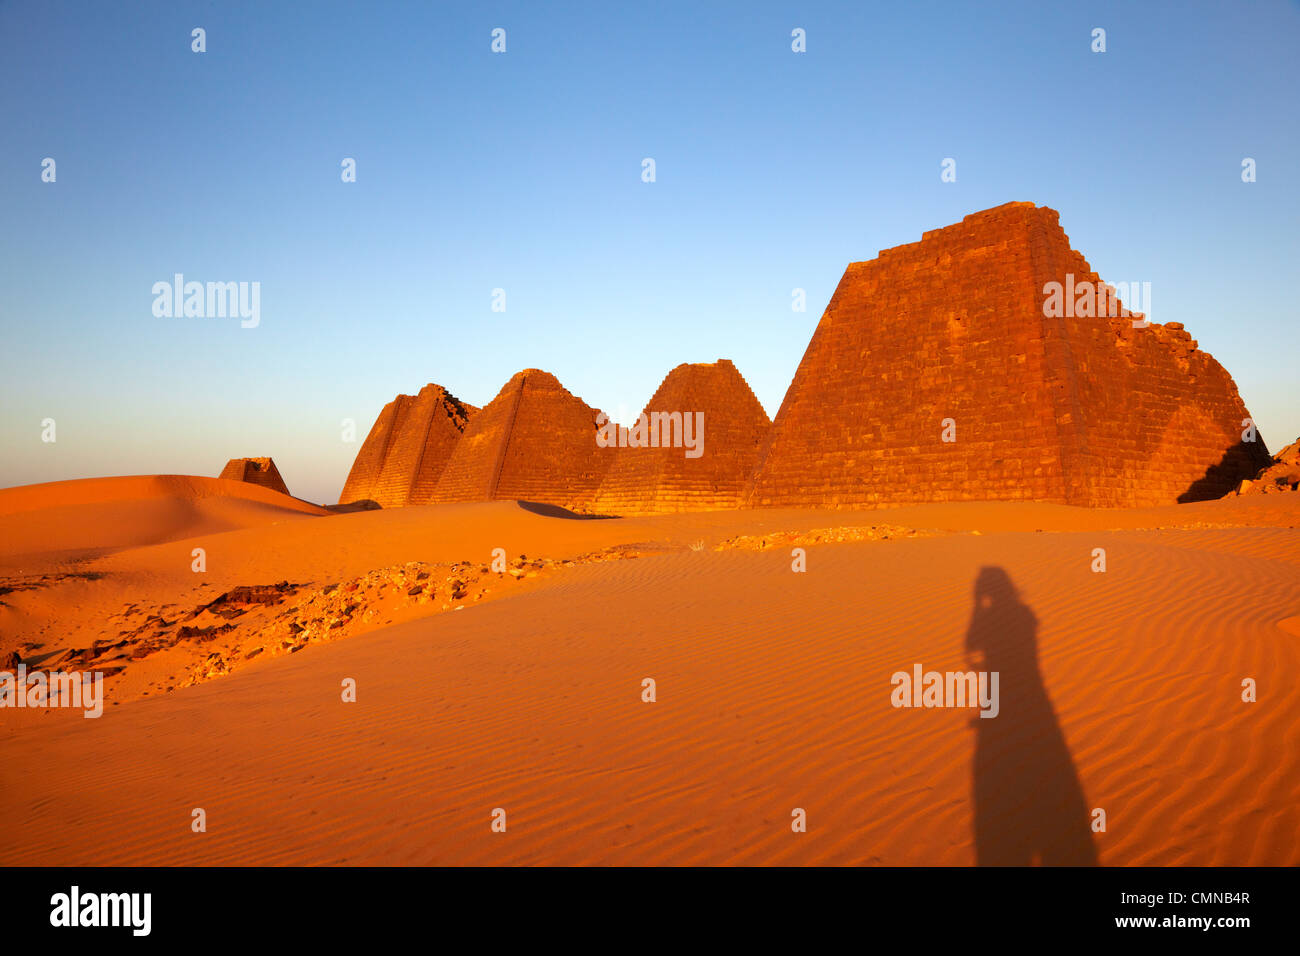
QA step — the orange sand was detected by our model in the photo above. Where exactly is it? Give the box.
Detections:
[0,476,1296,865]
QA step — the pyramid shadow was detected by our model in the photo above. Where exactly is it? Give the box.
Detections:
[515,500,619,520]
[324,499,382,513]
[1177,438,1270,503]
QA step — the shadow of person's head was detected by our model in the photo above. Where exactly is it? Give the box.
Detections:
[973,565,1019,611]
[967,565,1037,666]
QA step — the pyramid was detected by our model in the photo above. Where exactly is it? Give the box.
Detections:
[746,202,1270,509]
[429,369,614,510]
[590,359,771,514]
[218,457,290,496]
[339,384,476,507]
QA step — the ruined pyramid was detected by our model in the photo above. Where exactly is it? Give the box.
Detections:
[746,202,1270,508]
[428,369,614,511]
[340,384,476,507]
[218,457,290,496]
[590,359,771,514]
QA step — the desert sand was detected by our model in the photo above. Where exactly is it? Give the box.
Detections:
[1,475,1296,865]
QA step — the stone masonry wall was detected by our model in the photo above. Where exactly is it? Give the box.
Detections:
[431,369,614,511]
[591,359,771,515]
[1024,208,1269,504]
[746,202,1268,509]
[218,457,290,497]
[339,384,474,507]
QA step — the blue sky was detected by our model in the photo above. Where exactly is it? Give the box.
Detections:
[2,0,1297,503]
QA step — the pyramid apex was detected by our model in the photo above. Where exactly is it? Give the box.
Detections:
[219,457,290,497]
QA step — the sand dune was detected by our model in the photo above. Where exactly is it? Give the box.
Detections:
[0,475,327,570]
[0,483,1296,865]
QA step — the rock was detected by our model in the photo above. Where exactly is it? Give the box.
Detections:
[196,653,229,678]
[1,650,20,671]
[1237,437,1300,494]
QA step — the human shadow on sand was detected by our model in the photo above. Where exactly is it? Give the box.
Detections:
[965,566,1098,866]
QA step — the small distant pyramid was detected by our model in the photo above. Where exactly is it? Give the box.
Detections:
[591,359,771,514]
[340,384,476,507]
[429,369,614,510]
[746,202,1269,508]
[218,457,290,496]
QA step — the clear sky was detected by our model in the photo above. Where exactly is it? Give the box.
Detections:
[2,0,1297,504]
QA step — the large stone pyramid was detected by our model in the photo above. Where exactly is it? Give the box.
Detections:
[591,359,771,514]
[746,202,1269,508]
[340,384,476,506]
[219,457,290,496]
[429,369,614,510]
